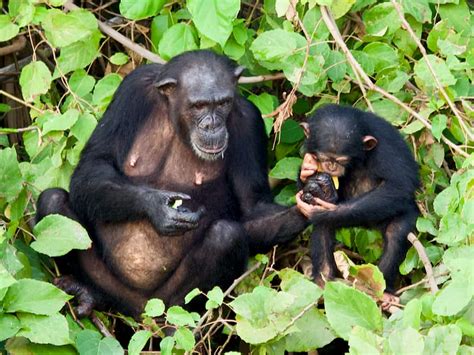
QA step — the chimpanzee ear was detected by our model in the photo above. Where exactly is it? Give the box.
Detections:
[155,78,177,96]
[300,122,310,138]
[363,135,378,150]
[234,66,245,79]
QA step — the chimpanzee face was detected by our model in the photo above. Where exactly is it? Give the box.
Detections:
[313,151,350,177]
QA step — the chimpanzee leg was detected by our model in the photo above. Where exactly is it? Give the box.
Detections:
[379,207,418,293]
[36,188,77,221]
[311,225,338,287]
[154,220,249,305]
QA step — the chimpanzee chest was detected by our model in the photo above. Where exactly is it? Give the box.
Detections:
[341,169,380,200]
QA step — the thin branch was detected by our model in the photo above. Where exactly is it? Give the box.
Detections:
[0,89,44,114]
[239,72,286,84]
[320,6,469,158]
[193,262,261,335]
[407,233,439,294]
[391,0,474,142]
[90,312,114,338]
[0,36,27,56]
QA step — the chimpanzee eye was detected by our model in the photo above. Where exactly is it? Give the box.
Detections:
[217,99,232,107]
[192,102,207,110]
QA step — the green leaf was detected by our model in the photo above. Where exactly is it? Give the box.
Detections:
[8,0,35,27]
[250,29,304,67]
[32,214,92,256]
[401,121,425,134]
[166,306,196,327]
[110,52,129,65]
[128,330,152,355]
[325,50,347,82]
[187,0,240,47]
[150,15,169,51]
[279,268,323,308]
[54,30,102,77]
[76,330,124,355]
[205,286,224,310]
[19,61,52,102]
[42,9,98,47]
[324,282,383,340]
[432,279,472,316]
[92,73,122,109]
[376,70,410,93]
[388,327,424,355]
[3,279,71,315]
[158,23,198,61]
[363,2,401,37]
[119,0,166,20]
[416,217,438,236]
[348,326,383,354]
[424,325,462,354]
[403,299,422,329]
[330,0,356,19]
[17,313,70,346]
[414,55,457,88]
[363,42,398,72]
[437,213,468,245]
[0,314,20,342]
[0,147,23,201]
[433,185,458,216]
[184,288,201,304]
[70,113,97,146]
[43,109,80,135]
[247,93,277,116]
[401,0,432,23]
[144,298,165,317]
[174,327,195,351]
[280,119,305,144]
[0,15,20,42]
[269,157,302,181]
[69,69,96,97]
[160,336,175,355]
[0,263,16,289]
[431,114,447,141]
[274,184,297,206]
[349,264,386,299]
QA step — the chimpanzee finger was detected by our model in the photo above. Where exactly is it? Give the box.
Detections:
[314,198,337,211]
[161,191,192,205]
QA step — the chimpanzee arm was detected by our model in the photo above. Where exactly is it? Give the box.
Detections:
[228,99,307,253]
[310,183,414,228]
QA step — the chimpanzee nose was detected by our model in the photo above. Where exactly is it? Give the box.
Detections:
[199,115,220,131]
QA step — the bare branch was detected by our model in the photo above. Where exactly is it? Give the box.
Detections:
[407,232,439,294]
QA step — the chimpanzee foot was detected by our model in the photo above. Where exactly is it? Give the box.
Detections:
[380,292,400,311]
[53,275,96,318]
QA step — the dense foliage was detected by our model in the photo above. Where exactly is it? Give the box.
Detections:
[0,0,472,353]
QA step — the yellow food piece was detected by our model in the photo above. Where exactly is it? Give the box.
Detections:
[172,199,183,209]
[332,176,339,190]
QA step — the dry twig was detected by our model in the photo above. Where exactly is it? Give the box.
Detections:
[407,232,439,294]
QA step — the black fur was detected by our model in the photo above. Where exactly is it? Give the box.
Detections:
[301,104,420,292]
[37,50,307,317]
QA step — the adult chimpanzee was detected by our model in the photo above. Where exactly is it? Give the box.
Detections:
[296,104,419,306]
[37,50,307,318]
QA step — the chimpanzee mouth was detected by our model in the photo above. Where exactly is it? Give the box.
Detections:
[192,132,229,161]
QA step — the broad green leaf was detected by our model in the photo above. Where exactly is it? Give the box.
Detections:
[0,314,20,342]
[388,327,424,355]
[362,2,400,37]
[184,288,201,304]
[376,70,410,93]
[19,61,52,102]
[70,113,97,145]
[0,263,16,289]
[187,0,240,47]
[302,7,330,40]
[432,279,472,316]
[248,93,277,116]
[158,23,198,61]
[166,306,196,327]
[119,0,166,20]
[279,268,322,308]
[42,109,80,135]
[330,0,356,19]
[98,338,124,355]
[349,264,385,298]
[437,213,468,245]
[47,0,68,5]
[0,15,19,42]
[174,327,195,351]
[160,336,175,355]
[92,73,122,109]
[144,298,165,317]
[431,114,447,141]
[42,9,98,47]
[17,313,70,346]
[371,99,407,125]
[206,286,224,310]
[280,119,305,144]
[250,29,304,67]
[403,299,422,329]
[5,338,76,354]
[3,279,71,315]
[76,330,124,355]
[274,184,297,206]
[150,15,170,51]
[325,50,347,82]
[110,52,129,65]
[275,0,290,17]
[363,42,398,73]
[223,35,245,60]
[8,0,35,27]
[348,326,383,354]
[324,282,383,340]
[433,185,458,216]
[0,147,23,201]
[401,121,425,135]
[54,30,102,77]
[416,217,438,236]
[69,69,96,97]
[269,157,302,181]
[414,55,457,88]
[128,330,152,355]
[285,308,336,351]
[443,246,474,281]
[401,0,432,23]
[32,214,91,256]
[424,325,462,354]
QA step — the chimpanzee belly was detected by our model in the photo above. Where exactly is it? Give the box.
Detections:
[98,178,239,291]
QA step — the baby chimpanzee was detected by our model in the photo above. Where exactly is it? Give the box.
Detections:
[296,104,420,307]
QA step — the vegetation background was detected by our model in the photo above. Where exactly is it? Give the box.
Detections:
[0,0,472,353]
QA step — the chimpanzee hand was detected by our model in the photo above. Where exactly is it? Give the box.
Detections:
[296,191,337,219]
[300,153,319,183]
[144,190,205,236]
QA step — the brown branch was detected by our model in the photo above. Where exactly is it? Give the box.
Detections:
[0,36,27,56]
[320,6,469,158]
[391,0,474,142]
[90,312,114,338]
[0,89,45,114]
[407,232,439,294]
